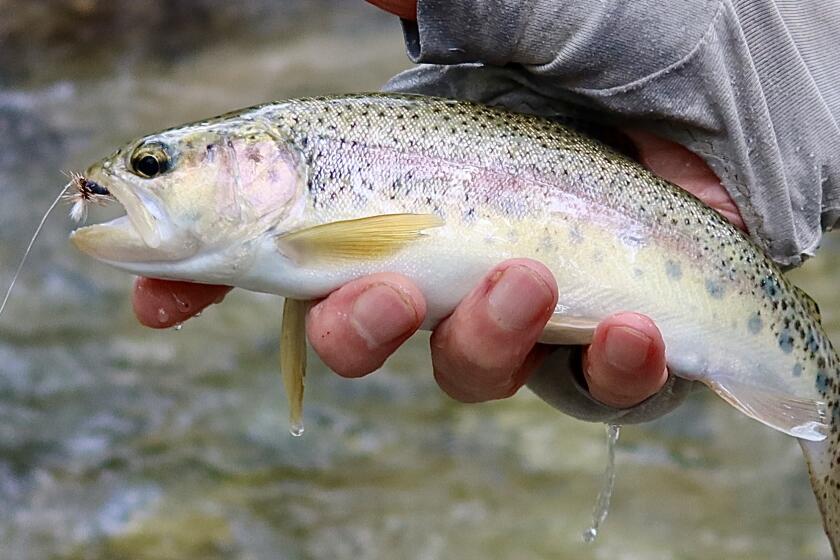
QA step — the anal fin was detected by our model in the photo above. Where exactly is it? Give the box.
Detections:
[281,298,310,436]
[707,376,828,441]
[539,315,598,345]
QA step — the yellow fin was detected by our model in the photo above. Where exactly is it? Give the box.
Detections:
[276,213,444,263]
[539,315,598,345]
[280,298,309,436]
[794,285,822,322]
[706,376,828,441]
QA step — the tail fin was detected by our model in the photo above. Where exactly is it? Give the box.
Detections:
[800,436,840,556]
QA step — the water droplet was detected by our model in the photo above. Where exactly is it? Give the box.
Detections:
[172,323,183,331]
[289,422,305,437]
[172,294,190,312]
[157,308,169,324]
[582,528,597,543]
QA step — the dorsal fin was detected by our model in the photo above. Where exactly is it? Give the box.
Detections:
[794,285,822,322]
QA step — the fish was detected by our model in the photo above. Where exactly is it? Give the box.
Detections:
[68,93,840,553]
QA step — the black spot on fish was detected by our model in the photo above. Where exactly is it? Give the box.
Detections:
[761,276,780,299]
[778,328,794,353]
[807,332,820,354]
[831,405,840,425]
[817,370,829,393]
[665,260,682,280]
[748,313,763,334]
[705,279,725,299]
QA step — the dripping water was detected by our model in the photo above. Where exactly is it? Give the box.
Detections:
[289,422,305,437]
[582,423,621,543]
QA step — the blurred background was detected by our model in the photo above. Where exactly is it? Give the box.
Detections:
[0,1,838,558]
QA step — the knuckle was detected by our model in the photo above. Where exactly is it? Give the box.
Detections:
[307,302,382,378]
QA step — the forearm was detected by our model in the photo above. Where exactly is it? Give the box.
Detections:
[401,0,719,85]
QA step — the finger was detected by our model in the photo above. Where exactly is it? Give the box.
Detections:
[622,128,746,231]
[133,277,232,328]
[364,0,417,19]
[306,273,426,378]
[582,312,668,408]
[430,259,558,403]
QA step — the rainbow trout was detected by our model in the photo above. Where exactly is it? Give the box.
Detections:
[69,94,840,552]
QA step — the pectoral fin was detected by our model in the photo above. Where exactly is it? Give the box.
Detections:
[281,298,310,436]
[539,315,598,345]
[706,376,828,441]
[276,213,444,263]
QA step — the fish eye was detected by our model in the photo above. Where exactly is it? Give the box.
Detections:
[130,142,171,179]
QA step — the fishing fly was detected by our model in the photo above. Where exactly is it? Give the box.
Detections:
[0,173,113,318]
[63,171,113,223]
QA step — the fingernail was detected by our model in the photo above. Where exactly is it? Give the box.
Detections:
[488,265,552,331]
[604,326,652,370]
[351,283,418,348]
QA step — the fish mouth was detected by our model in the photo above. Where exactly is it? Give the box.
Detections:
[70,170,175,263]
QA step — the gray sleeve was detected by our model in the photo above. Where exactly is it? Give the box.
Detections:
[525,347,697,424]
[387,0,840,268]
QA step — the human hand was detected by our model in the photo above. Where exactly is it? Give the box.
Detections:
[365,0,416,20]
[132,130,743,409]
[134,262,664,407]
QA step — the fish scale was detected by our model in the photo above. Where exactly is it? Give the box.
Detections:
[69,93,840,554]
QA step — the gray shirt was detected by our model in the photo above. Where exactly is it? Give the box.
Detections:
[383,0,840,422]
